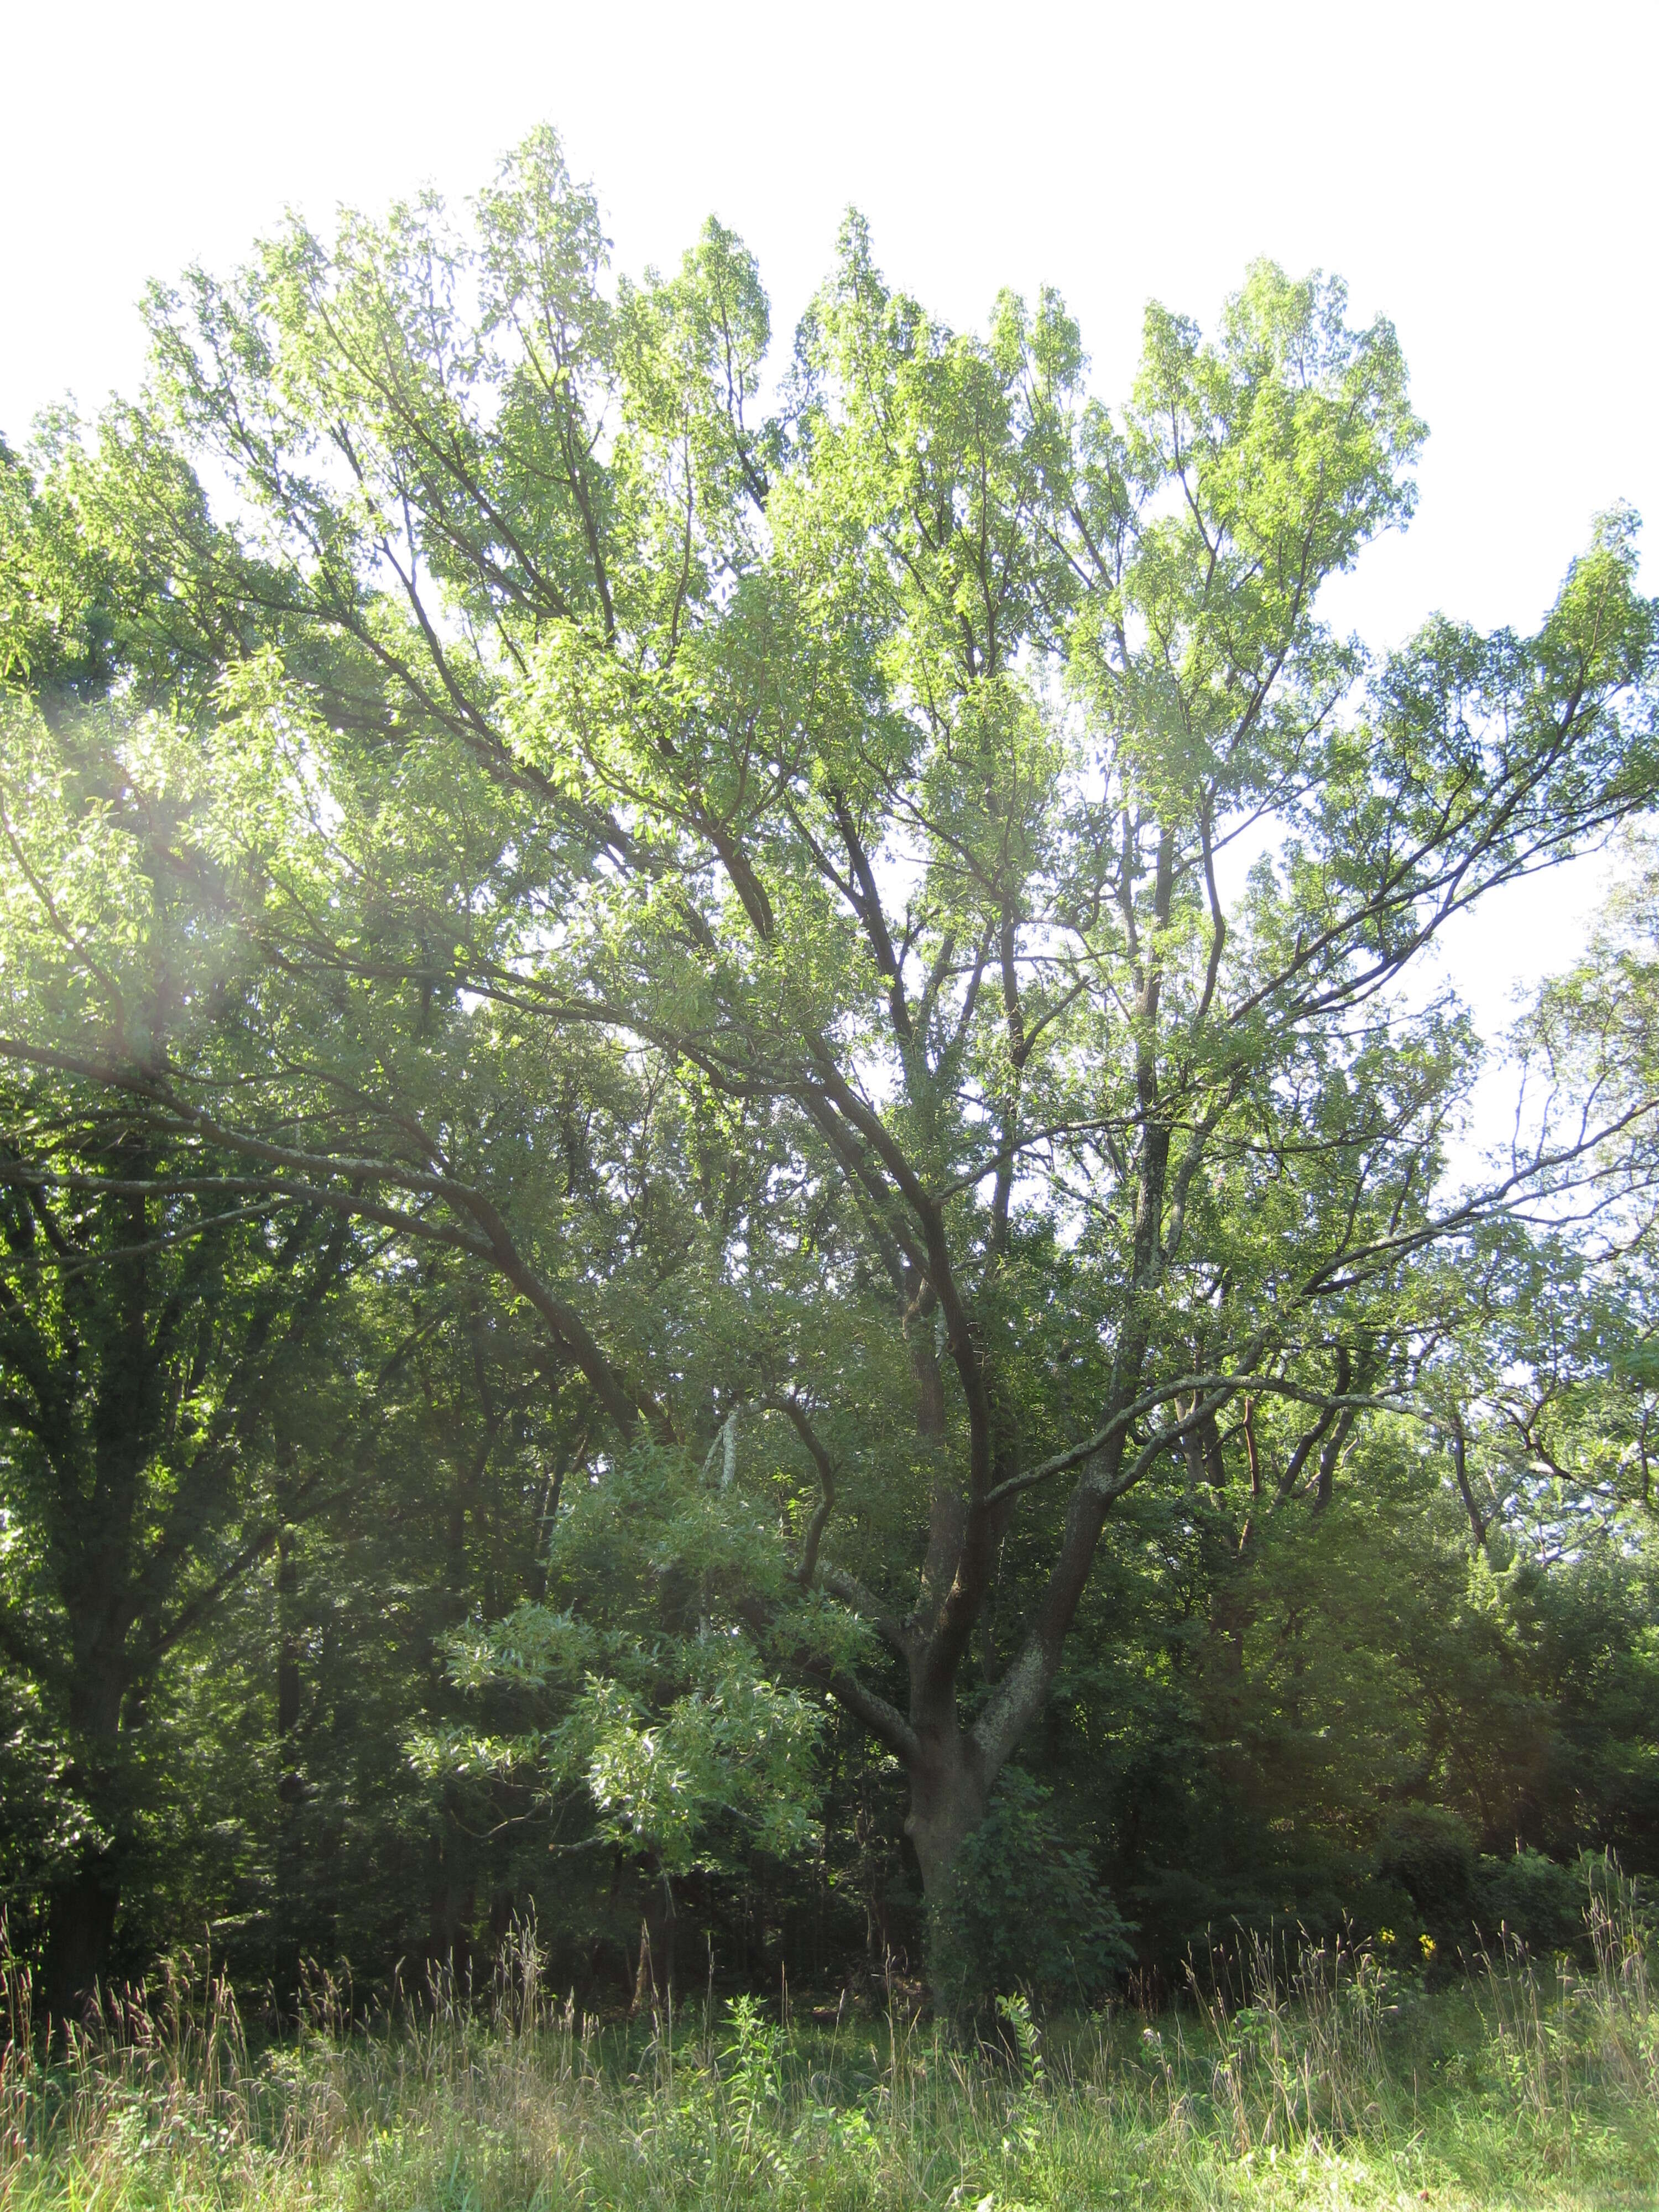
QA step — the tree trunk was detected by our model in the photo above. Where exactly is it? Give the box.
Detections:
[41,1847,121,2025]
[275,1524,304,2006]
[425,1827,477,1995]
[904,1723,987,2001]
[43,1652,133,2024]
[627,1863,680,2014]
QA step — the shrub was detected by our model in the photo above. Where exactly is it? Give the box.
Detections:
[1375,1806,1477,1943]
[930,1769,1134,2017]
[1471,1848,1586,1955]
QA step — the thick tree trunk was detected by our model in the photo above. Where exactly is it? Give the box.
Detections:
[905,1735,985,1900]
[904,1723,988,2005]
[44,1691,133,2019]
[41,1846,121,2025]
[43,1653,134,2023]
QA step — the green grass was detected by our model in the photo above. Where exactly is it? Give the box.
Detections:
[3,1901,1657,2210]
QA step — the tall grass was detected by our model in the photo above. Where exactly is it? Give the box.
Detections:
[2,1865,1656,2209]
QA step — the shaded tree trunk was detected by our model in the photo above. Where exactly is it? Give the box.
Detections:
[41,1642,133,2021]
[41,1850,122,2025]
[903,1725,987,1913]
[275,1522,304,2004]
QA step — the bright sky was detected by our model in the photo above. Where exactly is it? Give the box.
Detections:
[5,0,1655,1061]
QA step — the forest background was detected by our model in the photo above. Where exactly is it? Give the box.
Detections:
[3,1,1659,2047]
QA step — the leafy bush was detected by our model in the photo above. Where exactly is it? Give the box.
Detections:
[1471,1848,1587,1955]
[1375,1806,1478,1943]
[930,1770,1134,2017]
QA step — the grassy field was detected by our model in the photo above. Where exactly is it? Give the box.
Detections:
[2,1894,1656,2210]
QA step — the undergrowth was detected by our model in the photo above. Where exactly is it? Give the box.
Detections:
[2,1864,1656,2209]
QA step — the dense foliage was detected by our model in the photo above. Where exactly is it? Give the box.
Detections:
[2,128,1658,2023]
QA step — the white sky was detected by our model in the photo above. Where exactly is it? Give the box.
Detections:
[4,0,1655,1066]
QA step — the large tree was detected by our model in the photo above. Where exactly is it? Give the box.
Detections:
[3,129,1656,1972]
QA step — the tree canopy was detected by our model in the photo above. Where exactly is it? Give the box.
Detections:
[3,127,1658,2016]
